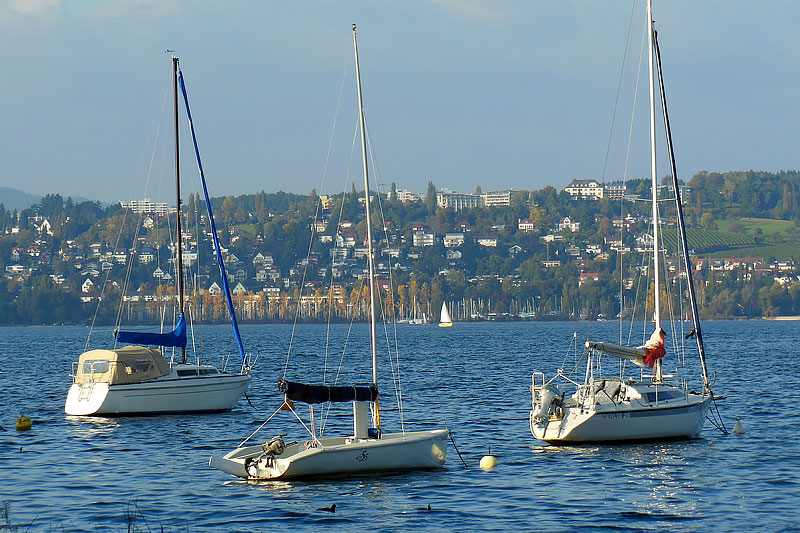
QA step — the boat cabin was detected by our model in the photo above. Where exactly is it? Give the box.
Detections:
[73,346,170,385]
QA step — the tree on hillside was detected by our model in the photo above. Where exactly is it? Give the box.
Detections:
[425,181,437,215]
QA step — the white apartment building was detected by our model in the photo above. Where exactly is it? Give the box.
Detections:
[481,189,512,207]
[396,190,421,203]
[120,198,175,214]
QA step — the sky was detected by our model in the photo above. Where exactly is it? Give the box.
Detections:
[0,0,798,204]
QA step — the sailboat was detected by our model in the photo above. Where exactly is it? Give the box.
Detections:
[439,302,453,328]
[65,56,252,416]
[529,0,720,443]
[209,25,448,480]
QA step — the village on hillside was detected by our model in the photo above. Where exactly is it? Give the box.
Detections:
[2,170,800,324]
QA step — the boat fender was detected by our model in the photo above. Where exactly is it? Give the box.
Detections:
[533,384,561,424]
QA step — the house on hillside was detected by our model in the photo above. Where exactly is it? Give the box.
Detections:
[578,272,601,287]
[557,217,581,232]
[443,232,465,248]
[518,218,536,232]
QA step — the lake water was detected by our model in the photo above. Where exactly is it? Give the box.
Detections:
[1,320,798,531]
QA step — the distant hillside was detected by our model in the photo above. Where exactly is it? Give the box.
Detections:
[0,187,41,211]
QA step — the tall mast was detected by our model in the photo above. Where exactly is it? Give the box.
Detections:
[647,0,662,381]
[352,24,380,423]
[647,0,660,330]
[172,56,186,364]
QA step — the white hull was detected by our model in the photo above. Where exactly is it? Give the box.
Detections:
[530,391,710,443]
[210,429,448,480]
[65,373,251,416]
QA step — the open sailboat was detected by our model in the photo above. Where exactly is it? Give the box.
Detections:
[529,0,722,443]
[65,57,252,416]
[209,25,448,480]
[439,302,453,328]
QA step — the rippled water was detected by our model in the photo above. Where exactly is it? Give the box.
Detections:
[1,321,798,531]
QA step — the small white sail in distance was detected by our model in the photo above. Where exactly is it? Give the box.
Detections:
[439,302,453,328]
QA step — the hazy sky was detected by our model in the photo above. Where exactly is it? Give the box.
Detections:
[0,1,798,204]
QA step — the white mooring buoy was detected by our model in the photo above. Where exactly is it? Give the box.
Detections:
[732,417,745,435]
[479,455,498,470]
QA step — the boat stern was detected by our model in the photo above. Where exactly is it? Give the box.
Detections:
[65,382,110,416]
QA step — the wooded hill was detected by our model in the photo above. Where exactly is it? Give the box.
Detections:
[1,169,799,325]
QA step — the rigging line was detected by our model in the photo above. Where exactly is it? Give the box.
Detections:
[321,174,352,385]
[114,213,143,331]
[622,14,647,183]
[238,404,288,447]
[602,0,639,181]
[320,279,362,436]
[315,63,349,386]
[282,114,360,381]
[86,204,133,351]
[87,93,172,350]
[364,117,406,428]
[376,279,405,432]
[318,62,349,199]
[653,28,712,395]
[626,219,649,348]
[656,201,680,367]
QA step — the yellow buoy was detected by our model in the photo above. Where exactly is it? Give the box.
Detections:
[15,416,32,431]
[479,455,498,471]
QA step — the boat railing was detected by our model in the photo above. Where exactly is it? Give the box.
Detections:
[530,369,585,402]
[530,372,546,404]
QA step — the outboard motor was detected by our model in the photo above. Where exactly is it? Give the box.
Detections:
[533,383,561,424]
[262,435,285,456]
[244,435,286,477]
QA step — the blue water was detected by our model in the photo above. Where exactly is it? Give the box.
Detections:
[1,321,798,531]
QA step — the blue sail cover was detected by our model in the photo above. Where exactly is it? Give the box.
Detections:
[115,312,187,348]
[178,70,246,363]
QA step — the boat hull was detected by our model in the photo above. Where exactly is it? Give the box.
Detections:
[65,373,252,416]
[530,395,710,443]
[210,429,449,480]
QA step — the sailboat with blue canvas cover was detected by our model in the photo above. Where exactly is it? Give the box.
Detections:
[65,56,251,416]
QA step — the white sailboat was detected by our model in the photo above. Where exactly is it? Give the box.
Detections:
[529,0,721,443]
[209,25,448,480]
[65,56,251,416]
[439,302,453,328]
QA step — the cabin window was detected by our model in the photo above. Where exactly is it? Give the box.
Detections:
[198,368,219,375]
[83,360,109,374]
[177,369,198,377]
[645,391,682,402]
[129,357,154,373]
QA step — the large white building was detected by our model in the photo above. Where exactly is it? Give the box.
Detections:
[396,190,421,203]
[120,198,175,214]
[436,189,481,211]
[564,180,604,200]
[481,189,512,207]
